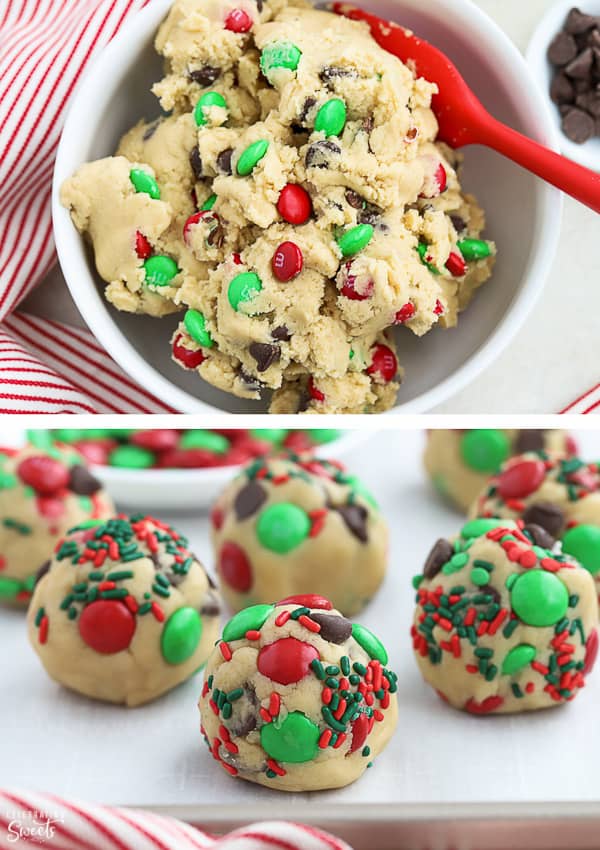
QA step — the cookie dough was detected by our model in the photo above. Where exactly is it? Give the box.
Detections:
[0,444,114,607]
[411,518,598,714]
[424,429,576,512]
[211,453,387,615]
[28,514,222,706]
[199,595,398,790]
[470,451,600,598]
[61,0,496,414]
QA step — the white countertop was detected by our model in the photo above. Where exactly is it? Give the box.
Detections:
[24,0,599,415]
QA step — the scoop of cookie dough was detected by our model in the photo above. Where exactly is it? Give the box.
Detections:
[411,518,599,714]
[211,453,387,615]
[199,595,398,790]
[61,0,496,414]
[424,429,577,512]
[0,444,114,608]
[28,514,222,706]
[470,451,600,595]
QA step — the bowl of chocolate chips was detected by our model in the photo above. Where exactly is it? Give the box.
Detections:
[528,2,600,170]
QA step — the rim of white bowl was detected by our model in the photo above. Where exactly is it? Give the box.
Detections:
[526,0,600,173]
[53,0,563,415]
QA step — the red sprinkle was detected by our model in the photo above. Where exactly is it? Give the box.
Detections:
[259,708,272,724]
[277,184,312,224]
[266,758,286,776]
[219,641,233,661]
[224,8,252,31]
[298,614,321,632]
[39,615,49,645]
[278,595,332,610]
[275,610,291,627]
[245,629,261,641]
[269,693,281,716]
[394,301,415,324]
[319,729,333,748]
[333,733,347,749]
[272,241,303,282]
[135,231,152,259]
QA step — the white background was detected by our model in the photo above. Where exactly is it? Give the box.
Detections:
[3,428,600,818]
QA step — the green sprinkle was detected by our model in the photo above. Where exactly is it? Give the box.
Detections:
[322,706,346,732]
[106,570,134,581]
[34,607,45,627]
[311,659,326,680]
[362,746,371,757]
[442,552,469,575]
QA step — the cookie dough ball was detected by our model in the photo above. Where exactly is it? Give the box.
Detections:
[471,451,600,597]
[28,514,222,706]
[199,596,398,790]
[412,518,599,714]
[424,429,576,511]
[211,453,388,615]
[0,444,114,607]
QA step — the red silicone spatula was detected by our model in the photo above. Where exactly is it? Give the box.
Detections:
[332,2,600,214]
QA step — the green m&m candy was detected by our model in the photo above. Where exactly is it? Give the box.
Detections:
[223,603,274,642]
[260,42,302,81]
[562,524,600,576]
[510,570,569,627]
[251,429,288,445]
[180,430,229,454]
[461,517,516,539]
[501,644,536,676]
[460,429,510,473]
[351,623,388,664]
[108,445,155,469]
[257,503,310,553]
[260,711,319,763]
[129,168,160,199]
[161,607,203,664]
[237,140,269,175]
[337,224,373,257]
[184,309,213,348]
[201,193,217,211]
[315,98,346,137]
[194,91,228,126]
[0,576,22,600]
[0,470,17,489]
[457,238,492,261]
[228,271,263,312]
[417,243,440,274]
[144,255,179,286]
[310,429,342,444]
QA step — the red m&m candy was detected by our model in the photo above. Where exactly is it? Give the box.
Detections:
[78,600,136,654]
[219,541,252,592]
[224,8,252,32]
[308,377,325,402]
[394,302,415,324]
[277,594,333,610]
[497,459,546,500]
[135,231,152,260]
[257,637,319,684]
[366,344,397,384]
[17,456,70,495]
[445,251,466,277]
[277,184,312,224]
[272,241,303,282]
[340,263,373,300]
[131,430,179,452]
[172,334,206,369]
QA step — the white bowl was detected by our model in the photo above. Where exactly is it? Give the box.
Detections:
[53,0,562,414]
[91,429,371,510]
[527,0,600,172]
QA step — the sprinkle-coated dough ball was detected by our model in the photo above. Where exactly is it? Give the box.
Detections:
[423,429,576,512]
[470,451,600,596]
[28,514,222,706]
[199,596,398,790]
[411,518,598,714]
[211,453,388,616]
[0,444,114,607]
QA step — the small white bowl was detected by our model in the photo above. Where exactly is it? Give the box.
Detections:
[53,0,562,414]
[91,430,370,511]
[527,0,600,172]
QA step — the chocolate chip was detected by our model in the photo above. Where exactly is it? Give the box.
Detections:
[480,585,501,605]
[189,64,221,86]
[239,370,264,393]
[234,480,267,520]
[566,46,594,78]
[514,429,546,453]
[299,96,316,124]
[319,66,357,85]
[551,72,575,103]
[290,122,308,135]
[248,342,280,372]
[297,389,310,412]
[164,571,185,587]
[345,189,364,209]
[450,214,466,233]
[362,115,374,133]
[357,207,380,226]
[548,31,578,65]
[305,139,341,168]
[310,612,352,643]
[271,325,291,342]
[523,523,556,550]
[566,8,598,35]
[522,502,566,537]
[69,464,101,496]
[336,504,368,542]
[560,103,574,115]
[189,146,203,179]
[216,147,233,175]
[204,214,224,248]
[423,538,453,580]
[255,0,263,11]
[562,106,595,142]
[35,560,51,586]
[142,120,160,141]
[576,90,600,116]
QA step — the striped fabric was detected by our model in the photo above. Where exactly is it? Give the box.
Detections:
[0,789,353,849]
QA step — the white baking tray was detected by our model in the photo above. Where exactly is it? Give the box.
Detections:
[3,429,600,849]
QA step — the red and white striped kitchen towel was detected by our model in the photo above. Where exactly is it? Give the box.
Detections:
[0,0,595,415]
[0,789,353,849]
